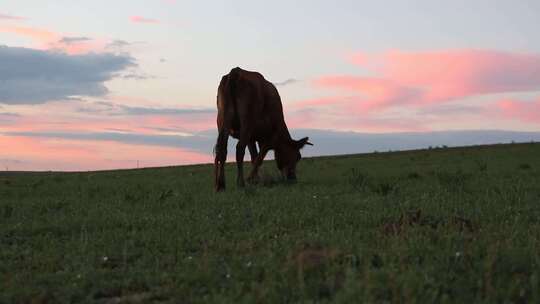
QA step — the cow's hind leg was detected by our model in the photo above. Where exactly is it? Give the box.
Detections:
[236,130,254,188]
[214,129,229,191]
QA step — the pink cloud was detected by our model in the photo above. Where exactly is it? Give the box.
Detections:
[1,98,217,156]
[141,114,214,133]
[312,49,540,114]
[130,16,159,24]
[294,96,353,108]
[313,76,420,111]
[284,105,429,132]
[0,136,209,171]
[0,24,107,54]
[0,99,216,171]
[377,50,540,102]
[0,25,58,44]
[52,37,108,55]
[1,109,214,135]
[496,98,540,124]
[346,52,370,66]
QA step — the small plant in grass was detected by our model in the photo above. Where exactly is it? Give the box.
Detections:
[2,204,13,218]
[435,170,472,192]
[370,180,397,196]
[475,159,488,172]
[348,168,369,191]
[260,172,283,187]
[518,163,531,170]
[407,172,421,179]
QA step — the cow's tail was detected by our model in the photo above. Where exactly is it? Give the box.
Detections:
[214,128,229,161]
[227,67,241,116]
[214,67,241,191]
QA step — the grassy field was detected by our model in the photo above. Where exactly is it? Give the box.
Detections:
[1,143,540,303]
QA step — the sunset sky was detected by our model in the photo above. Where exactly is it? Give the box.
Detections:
[1,0,540,171]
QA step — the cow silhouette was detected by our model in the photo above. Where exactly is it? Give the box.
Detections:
[214,67,312,191]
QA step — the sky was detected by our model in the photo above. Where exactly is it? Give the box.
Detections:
[1,0,540,171]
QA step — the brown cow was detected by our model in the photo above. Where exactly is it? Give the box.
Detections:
[214,67,312,191]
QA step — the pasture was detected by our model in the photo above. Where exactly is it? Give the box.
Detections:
[1,142,540,303]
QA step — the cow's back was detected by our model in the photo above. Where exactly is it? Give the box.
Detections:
[216,67,285,137]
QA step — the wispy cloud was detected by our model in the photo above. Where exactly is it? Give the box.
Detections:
[0,112,21,117]
[58,36,92,44]
[105,39,132,51]
[120,72,154,80]
[130,16,159,24]
[274,78,300,87]
[417,104,483,116]
[0,158,23,164]
[0,97,216,136]
[76,100,215,116]
[0,13,26,21]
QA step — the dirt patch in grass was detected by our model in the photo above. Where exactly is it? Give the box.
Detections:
[382,209,477,236]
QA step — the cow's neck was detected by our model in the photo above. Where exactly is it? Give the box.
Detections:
[277,123,293,143]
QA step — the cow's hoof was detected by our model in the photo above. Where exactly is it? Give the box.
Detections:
[246,175,259,184]
[215,184,225,192]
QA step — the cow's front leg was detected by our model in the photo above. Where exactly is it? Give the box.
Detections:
[236,140,247,187]
[247,145,270,183]
[248,142,258,164]
[247,141,259,181]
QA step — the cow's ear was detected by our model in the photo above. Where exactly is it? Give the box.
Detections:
[296,137,313,149]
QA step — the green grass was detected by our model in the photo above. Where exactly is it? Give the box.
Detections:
[1,143,540,303]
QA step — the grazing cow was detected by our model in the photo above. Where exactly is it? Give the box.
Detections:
[214,67,312,191]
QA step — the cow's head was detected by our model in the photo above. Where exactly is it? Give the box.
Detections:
[275,137,313,181]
